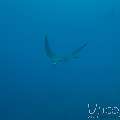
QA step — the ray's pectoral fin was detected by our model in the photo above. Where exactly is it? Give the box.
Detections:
[44,34,62,64]
[71,42,88,59]
[44,34,57,59]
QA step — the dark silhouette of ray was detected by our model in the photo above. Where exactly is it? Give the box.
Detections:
[44,34,88,64]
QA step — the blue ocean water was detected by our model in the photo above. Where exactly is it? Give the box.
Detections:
[0,0,119,119]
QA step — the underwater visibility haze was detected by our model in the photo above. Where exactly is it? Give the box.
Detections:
[0,0,119,120]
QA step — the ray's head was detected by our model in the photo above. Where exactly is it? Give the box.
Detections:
[51,57,64,65]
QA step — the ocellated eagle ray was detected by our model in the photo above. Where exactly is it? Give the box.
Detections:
[44,34,88,64]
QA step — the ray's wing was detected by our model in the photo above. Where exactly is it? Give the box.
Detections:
[71,42,88,58]
[44,34,57,59]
